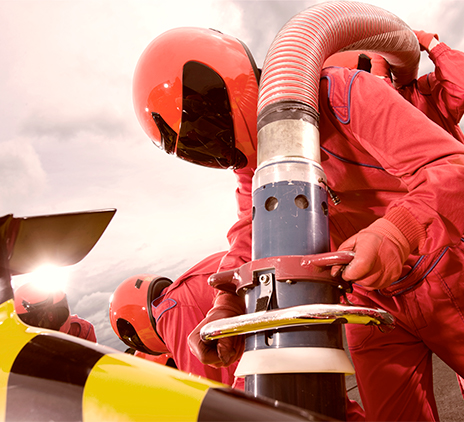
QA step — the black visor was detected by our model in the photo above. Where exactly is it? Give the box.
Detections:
[18,295,70,331]
[152,61,247,169]
[116,318,161,356]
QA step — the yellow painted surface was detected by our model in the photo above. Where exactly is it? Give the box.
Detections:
[0,300,39,422]
[83,353,222,422]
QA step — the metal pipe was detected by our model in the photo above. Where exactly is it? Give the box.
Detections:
[244,1,419,418]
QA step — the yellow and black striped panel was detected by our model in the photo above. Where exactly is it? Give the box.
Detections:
[0,300,42,421]
[0,299,321,421]
[83,354,320,421]
[84,353,211,421]
[6,334,105,421]
[1,316,213,421]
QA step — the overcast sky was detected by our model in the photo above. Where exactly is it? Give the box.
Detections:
[3,0,464,350]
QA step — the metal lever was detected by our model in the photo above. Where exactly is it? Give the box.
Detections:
[201,303,395,341]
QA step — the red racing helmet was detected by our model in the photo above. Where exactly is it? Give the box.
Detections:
[324,50,391,79]
[14,282,71,332]
[132,27,260,170]
[109,274,172,355]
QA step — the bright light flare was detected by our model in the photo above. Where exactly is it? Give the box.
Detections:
[14,265,71,294]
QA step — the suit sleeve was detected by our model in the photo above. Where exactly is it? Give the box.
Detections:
[420,42,464,124]
[348,71,464,254]
[158,276,237,385]
[217,167,254,272]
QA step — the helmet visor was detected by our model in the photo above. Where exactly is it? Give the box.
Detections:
[116,318,162,356]
[152,61,247,169]
[19,295,70,331]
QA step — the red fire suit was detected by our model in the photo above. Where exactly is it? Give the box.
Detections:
[200,40,464,420]
[67,315,97,342]
[396,41,464,403]
[319,65,464,421]
[208,63,464,420]
[152,251,237,385]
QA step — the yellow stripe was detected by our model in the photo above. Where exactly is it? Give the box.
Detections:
[0,300,41,422]
[83,353,223,422]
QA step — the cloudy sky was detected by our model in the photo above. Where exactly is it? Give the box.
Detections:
[3,0,463,350]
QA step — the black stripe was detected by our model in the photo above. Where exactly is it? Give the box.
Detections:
[198,388,335,421]
[6,334,105,421]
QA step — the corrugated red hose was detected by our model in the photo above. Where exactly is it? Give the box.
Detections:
[258,1,420,122]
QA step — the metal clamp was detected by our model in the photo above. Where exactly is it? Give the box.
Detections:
[208,251,356,296]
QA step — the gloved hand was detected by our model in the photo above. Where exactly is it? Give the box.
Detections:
[330,217,411,290]
[188,291,245,367]
[414,30,439,52]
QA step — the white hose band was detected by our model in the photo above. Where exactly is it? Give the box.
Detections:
[235,347,355,377]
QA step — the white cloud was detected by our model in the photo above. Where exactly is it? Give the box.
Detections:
[0,138,47,208]
[72,290,123,349]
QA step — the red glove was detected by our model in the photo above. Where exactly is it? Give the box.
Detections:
[331,208,425,290]
[188,292,245,367]
[413,30,439,52]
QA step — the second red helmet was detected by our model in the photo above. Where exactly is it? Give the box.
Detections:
[109,274,172,355]
[132,27,260,170]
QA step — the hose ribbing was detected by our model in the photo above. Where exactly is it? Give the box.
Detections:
[257,1,420,126]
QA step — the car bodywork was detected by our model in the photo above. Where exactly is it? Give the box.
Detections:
[0,209,327,422]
